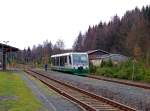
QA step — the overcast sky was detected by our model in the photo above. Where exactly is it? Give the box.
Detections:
[0,0,149,50]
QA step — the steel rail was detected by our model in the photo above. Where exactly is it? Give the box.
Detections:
[25,70,117,111]
[25,70,94,111]
[26,70,136,111]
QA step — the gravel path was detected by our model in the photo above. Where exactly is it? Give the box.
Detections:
[17,71,83,111]
[35,69,150,111]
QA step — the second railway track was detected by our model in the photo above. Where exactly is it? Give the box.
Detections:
[88,75,150,90]
[25,70,136,111]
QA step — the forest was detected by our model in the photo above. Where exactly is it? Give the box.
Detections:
[11,6,150,82]
[16,39,69,67]
[16,6,150,69]
[73,6,150,66]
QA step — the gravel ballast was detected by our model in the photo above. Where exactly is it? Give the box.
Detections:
[18,71,83,111]
[35,69,150,111]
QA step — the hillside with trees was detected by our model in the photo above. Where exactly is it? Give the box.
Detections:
[72,6,150,82]
[73,6,150,66]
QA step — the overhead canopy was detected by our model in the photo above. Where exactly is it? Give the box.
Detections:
[0,43,19,70]
[0,43,19,52]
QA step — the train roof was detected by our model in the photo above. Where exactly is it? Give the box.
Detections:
[51,52,88,57]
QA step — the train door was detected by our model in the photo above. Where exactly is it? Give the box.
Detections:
[67,54,72,68]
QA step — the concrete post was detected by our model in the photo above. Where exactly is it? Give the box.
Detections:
[2,51,6,70]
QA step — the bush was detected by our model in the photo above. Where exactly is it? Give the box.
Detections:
[143,69,150,82]
[116,68,132,79]
[96,67,118,77]
[89,62,97,73]
[101,59,113,67]
[90,59,150,83]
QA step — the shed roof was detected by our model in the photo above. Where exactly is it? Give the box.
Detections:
[0,43,19,52]
[87,49,110,55]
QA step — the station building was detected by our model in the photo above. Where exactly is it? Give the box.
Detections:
[87,49,128,66]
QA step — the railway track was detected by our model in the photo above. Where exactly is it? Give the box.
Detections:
[88,75,150,90]
[25,70,136,111]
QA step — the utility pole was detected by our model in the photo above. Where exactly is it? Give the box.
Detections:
[132,58,135,81]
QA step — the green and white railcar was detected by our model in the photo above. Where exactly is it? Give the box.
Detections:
[51,52,89,76]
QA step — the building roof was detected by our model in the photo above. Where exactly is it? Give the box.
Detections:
[87,49,110,55]
[0,43,19,52]
[91,53,128,61]
[99,54,127,59]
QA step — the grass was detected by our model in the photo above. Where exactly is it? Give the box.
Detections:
[0,71,43,111]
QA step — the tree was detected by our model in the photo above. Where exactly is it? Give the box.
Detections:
[55,39,65,50]
[43,40,53,63]
[72,5,150,66]
[73,32,83,51]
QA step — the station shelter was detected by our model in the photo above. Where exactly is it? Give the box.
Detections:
[0,43,19,70]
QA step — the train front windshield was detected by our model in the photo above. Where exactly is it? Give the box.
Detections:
[72,54,88,65]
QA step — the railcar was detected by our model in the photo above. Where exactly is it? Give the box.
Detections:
[51,52,89,76]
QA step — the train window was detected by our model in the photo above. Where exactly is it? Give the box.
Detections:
[54,57,56,66]
[56,57,59,66]
[69,55,71,64]
[72,54,88,65]
[81,56,87,61]
[64,56,67,63]
[60,56,65,66]
[60,57,63,66]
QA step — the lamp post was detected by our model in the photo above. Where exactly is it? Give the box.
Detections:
[3,41,9,45]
